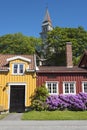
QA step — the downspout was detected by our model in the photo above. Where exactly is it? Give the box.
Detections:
[34,54,39,71]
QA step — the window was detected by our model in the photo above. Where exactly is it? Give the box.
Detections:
[13,64,24,75]
[14,64,18,74]
[82,82,87,93]
[19,64,24,73]
[63,82,76,94]
[46,82,58,94]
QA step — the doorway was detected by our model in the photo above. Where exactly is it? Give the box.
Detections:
[10,85,25,112]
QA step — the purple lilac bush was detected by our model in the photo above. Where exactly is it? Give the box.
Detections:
[46,92,87,111]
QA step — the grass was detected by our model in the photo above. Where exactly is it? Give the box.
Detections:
[22,110,87,120]
[0,114,8,120]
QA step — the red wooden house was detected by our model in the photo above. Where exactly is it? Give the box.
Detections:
[36,42,87,95]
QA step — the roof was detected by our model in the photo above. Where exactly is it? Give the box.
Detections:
[37,66,87,73]
[43,8,52,24]
[37,50,87,74]
[78,51,87,67]
[0,54,35,71]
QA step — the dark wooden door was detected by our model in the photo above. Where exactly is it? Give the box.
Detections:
[10,85,25,112]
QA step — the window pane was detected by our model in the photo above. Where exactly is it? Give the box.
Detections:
[84,83,87,92]
[47,82,58,94]
[70,83,74,93]
[47,83,51,93]
[19,64,23,73]
[64,82,75,94]
[65,83,69,93]
[14,64,18,73]
[53,83,57,93]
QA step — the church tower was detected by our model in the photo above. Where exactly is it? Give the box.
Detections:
[39,8,53,64]
[40,8,53,43]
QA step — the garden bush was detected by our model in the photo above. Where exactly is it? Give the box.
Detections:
[31,100,47,111]
[46,92,87,111]
[31,84,49,111]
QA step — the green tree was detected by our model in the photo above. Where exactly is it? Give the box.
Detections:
[0,33,41,54]
[45,26,87,65]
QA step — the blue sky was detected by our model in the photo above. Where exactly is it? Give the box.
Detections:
[0,0,87,37]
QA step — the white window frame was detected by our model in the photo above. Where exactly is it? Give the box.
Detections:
[12,63,24,75]
[46,81,58,95]
[63,81,76,94]
[82,82,87,93]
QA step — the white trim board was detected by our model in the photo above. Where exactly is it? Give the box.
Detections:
[7,56,31,63]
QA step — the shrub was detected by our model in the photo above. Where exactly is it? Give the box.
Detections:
[31,100,45,111]
[31,84,49,111]
[46,95,69,111]
[46,93,87,111]
[31,100,48,111]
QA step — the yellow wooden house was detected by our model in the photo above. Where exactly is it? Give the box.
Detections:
[0,54,37,112]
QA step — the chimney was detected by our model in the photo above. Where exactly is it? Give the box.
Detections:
[66,42,73,68]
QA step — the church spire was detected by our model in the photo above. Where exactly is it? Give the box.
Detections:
[40,8,53,41]
[43,8,52,25]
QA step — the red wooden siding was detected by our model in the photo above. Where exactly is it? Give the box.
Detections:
[36,73,87,94]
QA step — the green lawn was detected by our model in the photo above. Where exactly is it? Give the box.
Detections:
[22,110,87,120]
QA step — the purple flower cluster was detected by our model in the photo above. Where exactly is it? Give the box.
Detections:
[46,92,87,111]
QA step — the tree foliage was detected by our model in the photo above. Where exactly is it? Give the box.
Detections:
[0,27,87,66]
[45,26,87,65]
[0,33,41,54]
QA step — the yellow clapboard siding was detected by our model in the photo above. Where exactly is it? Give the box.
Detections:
[0,59,36,110]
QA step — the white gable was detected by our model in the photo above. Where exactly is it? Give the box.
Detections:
[7,56,31,62]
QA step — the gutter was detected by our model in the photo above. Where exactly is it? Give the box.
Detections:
[36,71,87,74]
[0,69,9,72]
[34,54,39,71]
[26,69,35,72]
